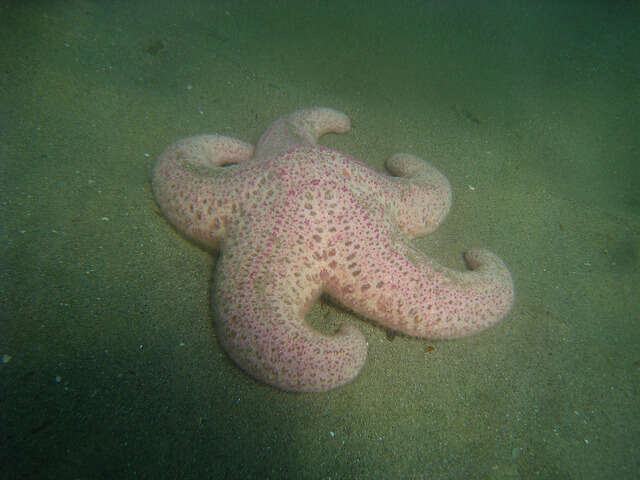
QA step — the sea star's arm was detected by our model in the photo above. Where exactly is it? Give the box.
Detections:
[152,134,254,248]
[333,152,453,238]
[254,107,351,161]
[319,197,514,340]
[211,237,368,393]
[382,153,452,237]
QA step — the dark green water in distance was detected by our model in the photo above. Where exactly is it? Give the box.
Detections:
[1,1,638,478]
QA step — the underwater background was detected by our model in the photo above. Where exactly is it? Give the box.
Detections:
[1,0,638,478]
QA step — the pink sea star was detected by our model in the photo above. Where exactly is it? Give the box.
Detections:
[152,107,514,392]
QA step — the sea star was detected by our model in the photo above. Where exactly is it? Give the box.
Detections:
[152,107,514,392]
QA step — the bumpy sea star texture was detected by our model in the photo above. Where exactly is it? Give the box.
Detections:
[152,107,514,392]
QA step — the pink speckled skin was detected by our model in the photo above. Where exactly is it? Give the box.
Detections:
[152,107,514,392]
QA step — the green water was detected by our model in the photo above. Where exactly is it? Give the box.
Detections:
[1,0,638,478]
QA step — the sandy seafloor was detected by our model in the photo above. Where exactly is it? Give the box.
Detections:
[1,0,638,478]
